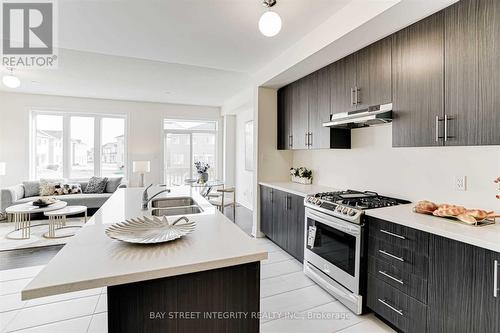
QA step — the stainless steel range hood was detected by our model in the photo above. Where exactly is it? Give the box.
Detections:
[322,103,393,128]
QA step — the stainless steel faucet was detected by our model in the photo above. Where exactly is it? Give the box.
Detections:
[142,184,170,210]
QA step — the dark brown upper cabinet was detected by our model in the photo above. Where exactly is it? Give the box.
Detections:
[277,68,350,150]
[330,38,392,114]
[279,0,499,150]
[330,54,357,115]
[307,68,332,149]
[356,37,392,109]
[291,79,309,150]
[277,85,292,149]
[392,13,445,147]
[444,0,500,146]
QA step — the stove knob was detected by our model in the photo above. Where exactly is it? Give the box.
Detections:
[342,207,349,214]
[349,209,356,216]
[336,206,343,213]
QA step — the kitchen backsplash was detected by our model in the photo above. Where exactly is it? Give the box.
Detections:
[293,124,500,211]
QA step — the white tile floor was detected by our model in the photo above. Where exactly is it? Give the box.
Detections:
[0,238,395,333]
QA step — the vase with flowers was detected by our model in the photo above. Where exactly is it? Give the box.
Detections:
[290,167,313,184]
[194,161,210,184]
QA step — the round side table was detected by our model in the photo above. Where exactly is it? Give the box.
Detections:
[6,201,67,239]
[43,206,88,239]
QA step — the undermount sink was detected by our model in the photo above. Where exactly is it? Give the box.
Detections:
[151,206,203,216]
[150,196,203,216]
[151,196,196,208]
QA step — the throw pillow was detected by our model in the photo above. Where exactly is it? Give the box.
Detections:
[105,177,123,193]
[23,181,40,197]
[54,183,64,195]
[84,177,108,194]
[39,178,63,196]
[60,183,82,195]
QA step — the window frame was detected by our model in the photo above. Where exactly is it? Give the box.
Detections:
[30,109,128,180]
[162,118,219,185]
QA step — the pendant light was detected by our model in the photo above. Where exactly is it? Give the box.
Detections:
[2,68,21,88]
[259,0,282,37]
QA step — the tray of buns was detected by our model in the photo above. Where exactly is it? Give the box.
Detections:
[414,200,498,226]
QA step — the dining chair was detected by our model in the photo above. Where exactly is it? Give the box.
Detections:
[208,187,236,221]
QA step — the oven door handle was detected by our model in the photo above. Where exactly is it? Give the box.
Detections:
[305,209,360,236]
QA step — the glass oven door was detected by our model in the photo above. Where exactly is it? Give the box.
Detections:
[304,208,362,293]
[306,218,357,277]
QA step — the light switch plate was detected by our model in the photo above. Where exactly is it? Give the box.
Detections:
[455,176,467,191]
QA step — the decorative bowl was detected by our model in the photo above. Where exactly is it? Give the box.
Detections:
[32,197,58,207]
[105,215,196,244]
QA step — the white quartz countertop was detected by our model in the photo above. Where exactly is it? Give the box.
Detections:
[22,187,267,300]
[259,181,339,197]
[366,204,500,253]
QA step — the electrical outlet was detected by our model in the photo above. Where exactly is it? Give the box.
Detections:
[455,176,467,191]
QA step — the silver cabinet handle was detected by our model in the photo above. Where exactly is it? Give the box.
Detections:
[355,86,360,105]
[350,88,355,106]
[379,270,404,285]
[494,260,499,298]
[305,132,309,147]
[309,132,313,147]
[435,115,439,142]
[379,249,405,262]
[444,114,448,142]
[288,135,292,147]
[290,135,293,147]
[378,299,403,316]
[380,229,406,240]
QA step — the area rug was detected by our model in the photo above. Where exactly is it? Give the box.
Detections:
[0,218,85,251]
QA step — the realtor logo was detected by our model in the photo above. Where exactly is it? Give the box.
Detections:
[2,1,58,68]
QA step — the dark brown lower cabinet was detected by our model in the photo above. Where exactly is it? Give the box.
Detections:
[286,193,305,262]
[427,235,500,333]
[259,185,305,262]
[108,262,260,333]
[367,274,427,333]
[368,218,500,333]
[260,185,273,238]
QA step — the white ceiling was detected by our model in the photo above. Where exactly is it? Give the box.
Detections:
[1,49,253,106]
[55,0,351,73]
[1,0,352,106]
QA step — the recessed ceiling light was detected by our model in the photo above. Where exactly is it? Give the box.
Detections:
[31,80,40,85]
[2,69,21,88]
[259,0,282,37]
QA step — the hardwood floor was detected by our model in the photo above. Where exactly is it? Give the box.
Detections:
[0,245,64,271]
[222,204,253,236]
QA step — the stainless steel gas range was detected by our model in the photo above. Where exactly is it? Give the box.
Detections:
[303,190,409,315]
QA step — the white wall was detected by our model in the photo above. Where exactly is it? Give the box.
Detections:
[254,87,293,236]
[0,91,222,187]
[234,106,254,209]
[223,115,236,187]
[293,125,500,211]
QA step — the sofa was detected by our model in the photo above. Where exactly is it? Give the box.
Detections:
[0,179,127,218]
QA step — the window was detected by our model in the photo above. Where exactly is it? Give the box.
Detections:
[101,118,126,177]
[34,115,63,179]
[163,119,218,186]
[31,111,127,180]
[70,117,94,179]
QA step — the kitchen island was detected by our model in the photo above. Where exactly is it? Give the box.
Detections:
[22,187,267,333]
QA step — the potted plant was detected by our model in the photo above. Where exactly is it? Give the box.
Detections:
[194,161,210,183]
[290,167,313,184]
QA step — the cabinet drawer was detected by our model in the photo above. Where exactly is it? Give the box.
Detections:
[368,217,429,254]
[368,255,427,304]
[367,274,427,333]
[368,237,428,278]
